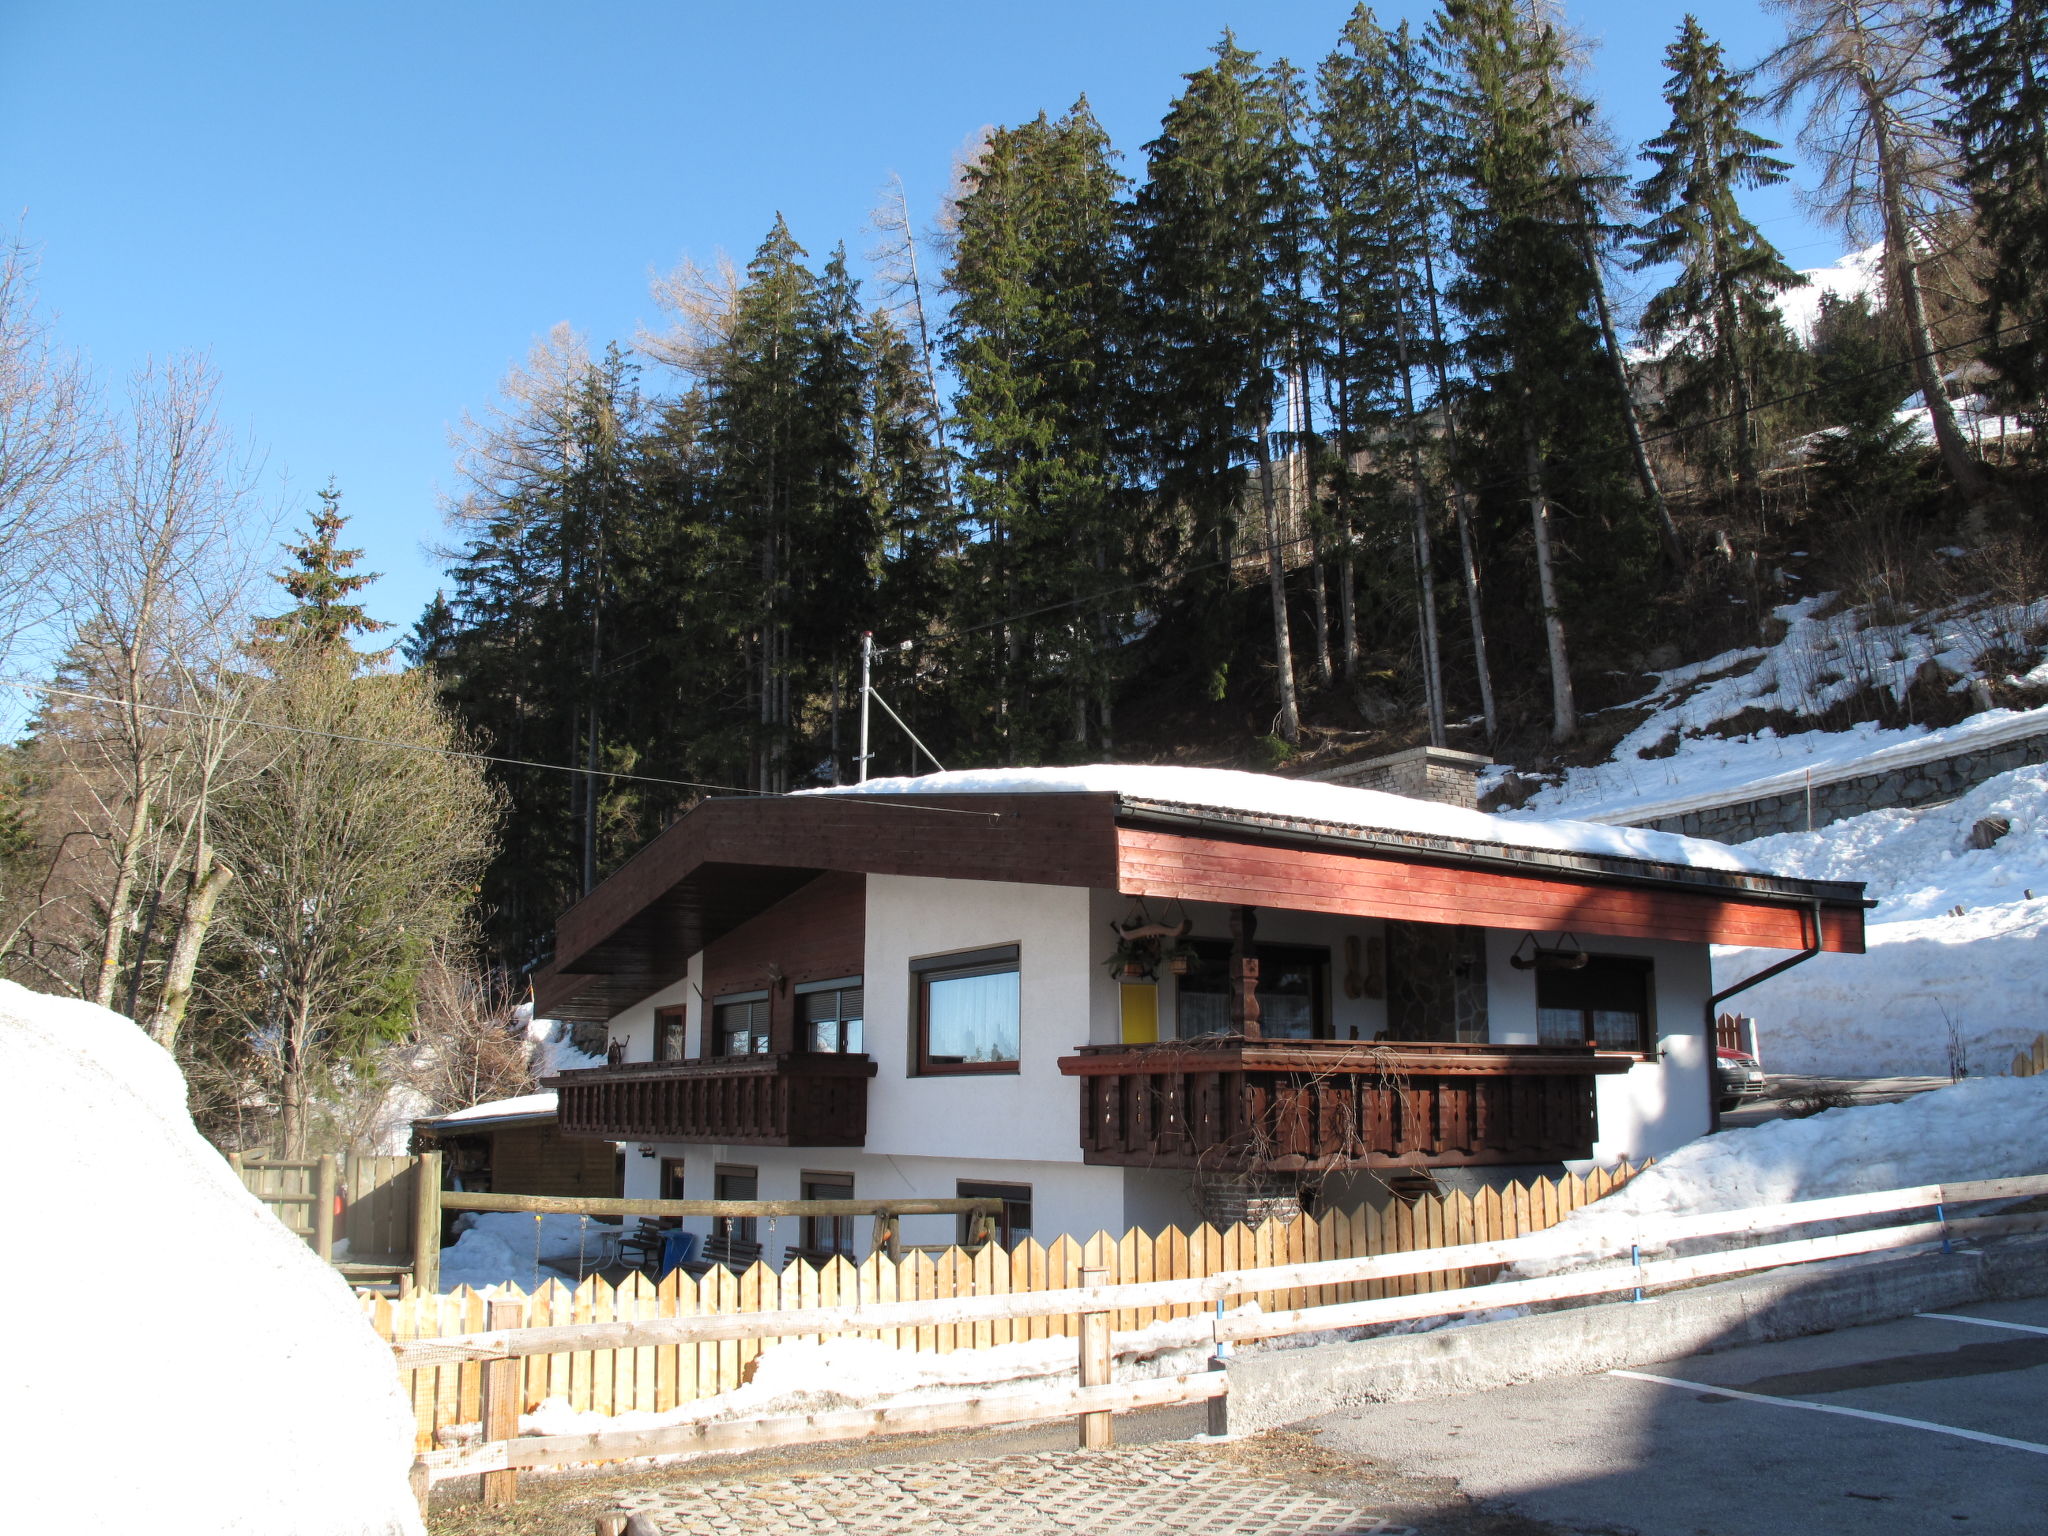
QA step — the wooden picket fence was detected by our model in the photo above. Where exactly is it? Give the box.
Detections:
[2013,1033,2048,1079]
[366,1161,1642,1451]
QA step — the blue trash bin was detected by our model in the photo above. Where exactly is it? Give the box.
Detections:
[657,1229,699,1278]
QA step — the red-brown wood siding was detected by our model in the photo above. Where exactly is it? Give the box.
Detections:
[1116,828,1864,953]
[702,871,867,1055]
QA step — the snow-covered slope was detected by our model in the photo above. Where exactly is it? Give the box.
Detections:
[1718,763,2048,1078]
[1515,1073,2048,1275]
[1504,592,2048,823]
[0,982,425,1535]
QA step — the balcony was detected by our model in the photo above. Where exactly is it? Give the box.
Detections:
[1056,1039,1633,1171]
[546,1054,878,1147]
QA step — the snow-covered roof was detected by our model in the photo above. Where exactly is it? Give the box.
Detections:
[812,764,1785,877]
[425,1090,558,1127]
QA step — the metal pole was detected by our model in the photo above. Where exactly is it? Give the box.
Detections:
[858,631,873,784]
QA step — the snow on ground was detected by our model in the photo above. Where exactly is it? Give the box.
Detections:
[815,763,1773,873]
[438,1211,620,1293]
[442,1309,1234,1450]
[1717,762,2048,1078]
[1512,1074,2048,1276]
[1503,592,2048,823]
[0,982,425,1535]
[528,1007,606,1075]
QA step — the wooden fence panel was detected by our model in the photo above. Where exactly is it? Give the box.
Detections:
[344,1156,416,1260]
[372,1162,1643,1450]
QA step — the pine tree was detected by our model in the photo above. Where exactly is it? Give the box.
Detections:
[254,481,392,656]
[1134,34,1303,741]
[944,102,1140,762]
[1431,0,1630,743]
[1938,0,2048,409]
[1632,16,1806,511]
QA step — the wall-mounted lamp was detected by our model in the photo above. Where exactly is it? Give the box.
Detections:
[637,1143,657,1159]
[1509,932,1589,972]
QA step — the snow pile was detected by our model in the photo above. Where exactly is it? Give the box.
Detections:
[1718,762,2048,1078]
[0,982,424,1535]
[443,1309,1229,1450]
[1511,1075,2048,1276]
[438,1211,617,1292]
[815,763,1772,874]
[1504,592,2048,823]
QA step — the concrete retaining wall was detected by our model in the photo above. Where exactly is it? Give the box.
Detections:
[1222,1236,2048,1433]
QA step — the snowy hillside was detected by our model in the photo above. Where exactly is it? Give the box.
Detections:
[1501,591,2048,823]
[1719,763,2048,1079]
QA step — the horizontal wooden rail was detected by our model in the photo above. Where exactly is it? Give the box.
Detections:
[419,1372,1227,1483]
[391,1174,2048,1368]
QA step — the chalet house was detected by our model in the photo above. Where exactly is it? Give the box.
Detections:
[534,762,1866,1257]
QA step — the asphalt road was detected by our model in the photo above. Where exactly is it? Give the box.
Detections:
[1306,1296,2048,1535]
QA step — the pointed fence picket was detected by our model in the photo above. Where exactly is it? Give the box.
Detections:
[372,1161,1644,1450]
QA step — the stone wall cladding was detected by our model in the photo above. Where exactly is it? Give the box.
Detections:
[1634,728,2048,844]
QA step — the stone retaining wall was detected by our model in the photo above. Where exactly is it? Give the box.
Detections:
[1634,727,2048,843]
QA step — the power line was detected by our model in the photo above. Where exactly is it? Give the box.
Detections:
[0,677,994,817]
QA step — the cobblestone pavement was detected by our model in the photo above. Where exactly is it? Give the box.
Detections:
[611,1444,1421,1535]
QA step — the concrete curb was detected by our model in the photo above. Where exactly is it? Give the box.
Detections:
[1222,1235,2048,1434]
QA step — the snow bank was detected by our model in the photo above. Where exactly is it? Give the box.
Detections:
[814,763,1774,874]
[0,982,424,1535]
[438,1211,616,1292]
[443,1310,1229,1451]
[1717,763,2048,1078]
[1511,1075,2048,1276]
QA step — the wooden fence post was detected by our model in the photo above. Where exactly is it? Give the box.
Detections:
[480,1297,524,1507]
[1077,1264,1112,1450]
[313,1154,337,1262]
[412,1151,443,1297]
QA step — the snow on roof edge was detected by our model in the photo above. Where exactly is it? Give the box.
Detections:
[805,764,1795,879]
[426,1090,559,1126]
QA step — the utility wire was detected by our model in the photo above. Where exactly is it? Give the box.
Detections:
[0,677,994,817]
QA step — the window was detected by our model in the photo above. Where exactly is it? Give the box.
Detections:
[655,1007,688,1062]
[1176,941,1329,1040]
[799,979,864,1054]
[957,1180,1031,1246]
[713,994,770,1057]
[659,1157,687,1202]
[913,945,1021,1074]
[800,1172,855,1257]
[714,1163,758,1243]
[1538,956,1654,1053]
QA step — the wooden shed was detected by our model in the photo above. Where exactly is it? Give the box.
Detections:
[410,1094,621,1200]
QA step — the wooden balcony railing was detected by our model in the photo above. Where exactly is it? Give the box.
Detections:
[545,1054,878,1147]
[1056,1039,1633,1171]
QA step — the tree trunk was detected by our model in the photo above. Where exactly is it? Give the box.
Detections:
[1394,297,1447,746]
[1585,236,1684,568]
[1256,431,1302,744]
[1338,540,1359,679]
[1877,174,1990,500]
[1451,481,1498,743]
[1524,431,1578,743]
[92,779,154,1011]
[1293,360,1332,688]
[148,851,233,1052]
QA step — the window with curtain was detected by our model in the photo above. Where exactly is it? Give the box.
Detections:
[913,945,1021,1074]
[1537,956,1654,1052]
[799,980,864,1054]
[655,1007,688,1062]
[713,995,770,1057]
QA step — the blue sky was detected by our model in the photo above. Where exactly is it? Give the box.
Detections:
[1,2,1836,637]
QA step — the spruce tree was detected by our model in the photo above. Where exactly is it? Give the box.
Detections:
[944,102,1139,762]
[1938,0,2048,409]
[1632,16,1806,512]
[254,481,392,656]
[1134,34,1302,740]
